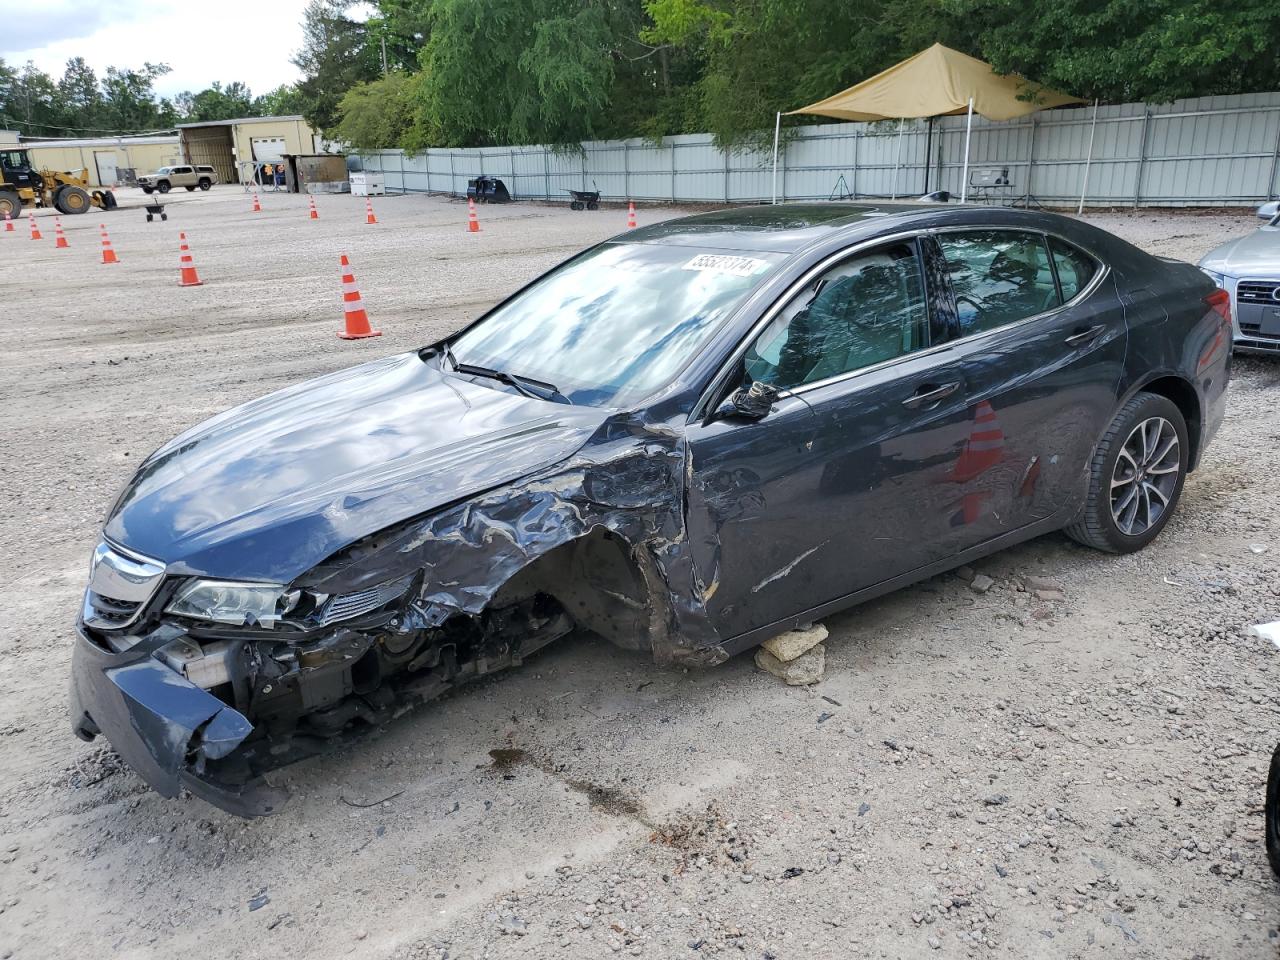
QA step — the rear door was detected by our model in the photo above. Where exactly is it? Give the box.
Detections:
[928,228,1127,549]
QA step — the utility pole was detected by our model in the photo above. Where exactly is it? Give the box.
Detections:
[381,36,388,76]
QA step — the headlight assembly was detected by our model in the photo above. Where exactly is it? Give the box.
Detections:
[1200,268,1226,289]
[164,573,417,629]
[166,580,300,627]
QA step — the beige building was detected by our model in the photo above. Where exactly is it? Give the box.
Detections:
[21,135,182,186]
[177,116,320,185]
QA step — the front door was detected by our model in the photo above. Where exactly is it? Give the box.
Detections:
[928,229,1128,549]
[686,237,976,642]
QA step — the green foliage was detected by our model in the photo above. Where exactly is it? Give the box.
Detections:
[965,0,1280,102]
[292,0,384,133]
[334,72,420,149]
[254,84,309,117]
[8,0,1280,152]
[176,81,256,123]
[0,58,177,136]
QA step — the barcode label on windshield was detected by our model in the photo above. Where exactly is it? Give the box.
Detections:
[683,254,767,277]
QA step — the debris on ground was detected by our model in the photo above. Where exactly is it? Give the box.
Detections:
[760,623,828,662]
[755,643,825,685]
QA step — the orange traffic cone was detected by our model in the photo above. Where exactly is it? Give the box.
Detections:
[177,232,203,287]
[53,217,69,248]
[337,254,380,339]
[28,212,42,241]
[365,196,377,224]
[308,195,319,220]
[467,197,480,233]
[99,223,119,264]
[3,211,12,233]
[627,201,637,229]
[252,193,262,213]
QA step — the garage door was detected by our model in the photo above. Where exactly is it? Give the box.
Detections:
[251,137,286,161]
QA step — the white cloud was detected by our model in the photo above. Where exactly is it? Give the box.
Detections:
[0,0,310,99]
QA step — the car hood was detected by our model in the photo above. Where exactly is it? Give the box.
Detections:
[105,352,609,583]
[1199,226,1280,277]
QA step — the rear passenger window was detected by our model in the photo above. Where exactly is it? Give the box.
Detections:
[937,231,1060,336]
[1050,237,1097,301]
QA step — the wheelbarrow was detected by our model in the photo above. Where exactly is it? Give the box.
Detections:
[144,202,167,222]
[567,189,599,211]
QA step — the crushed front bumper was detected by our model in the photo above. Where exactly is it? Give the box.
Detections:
[69,623,287,817]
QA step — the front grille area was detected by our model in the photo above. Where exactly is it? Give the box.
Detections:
[318,575,414,627]
[1238,281,1280,304]
[82,542,166,631]
[84,591,143,627]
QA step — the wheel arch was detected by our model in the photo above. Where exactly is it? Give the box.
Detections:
[1122,373,1203,470]
[488,526,673,658]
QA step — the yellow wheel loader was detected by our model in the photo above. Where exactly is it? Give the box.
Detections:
[0,148,117,219]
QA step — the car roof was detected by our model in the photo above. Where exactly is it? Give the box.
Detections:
[620,202,1080,255]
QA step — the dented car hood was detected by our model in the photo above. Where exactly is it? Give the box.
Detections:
[104,352,609,582]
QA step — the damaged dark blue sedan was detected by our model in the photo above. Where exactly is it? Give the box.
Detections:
[71,203,1232,816]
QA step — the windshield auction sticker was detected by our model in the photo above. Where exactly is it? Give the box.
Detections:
[683,254,769,277]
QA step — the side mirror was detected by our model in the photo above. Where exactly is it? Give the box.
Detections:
[715,380,779,422]
[1257,201,1279,220]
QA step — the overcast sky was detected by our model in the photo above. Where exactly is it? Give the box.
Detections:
[0,0,312,99]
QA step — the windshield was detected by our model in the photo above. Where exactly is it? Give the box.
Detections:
[155,167,171,174]
[449,242,781,406]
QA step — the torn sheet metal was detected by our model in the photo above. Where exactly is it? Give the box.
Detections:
[301,412,727,666]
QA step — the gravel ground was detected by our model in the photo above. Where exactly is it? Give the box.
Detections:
[0,191,1276,960]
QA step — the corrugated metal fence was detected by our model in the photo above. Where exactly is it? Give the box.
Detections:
[361,91,1280,208]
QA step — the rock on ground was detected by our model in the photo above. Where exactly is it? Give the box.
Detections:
[755,644,826,685]
[760,623,829,662]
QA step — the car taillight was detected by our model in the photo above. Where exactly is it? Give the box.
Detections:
[1204,287,1231,325]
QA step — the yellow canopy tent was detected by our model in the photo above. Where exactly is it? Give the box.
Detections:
[771,43,1083,202]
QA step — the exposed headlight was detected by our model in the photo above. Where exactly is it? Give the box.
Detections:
[166,580,300,627]
[1200,268,1226,288]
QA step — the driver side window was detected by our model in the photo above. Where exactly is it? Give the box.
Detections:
[744,241,927,391]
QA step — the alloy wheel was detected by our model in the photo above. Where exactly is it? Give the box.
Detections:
[1110,416,1180,536]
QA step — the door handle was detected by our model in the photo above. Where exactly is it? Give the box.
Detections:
[1064,324,1106,347]
[902,381,961,410]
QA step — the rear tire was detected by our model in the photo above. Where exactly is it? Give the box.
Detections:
[0,190,21,218]
[198,179,212,191]
[54,185,91,214]
[184,185,196,192]
[1065,392,1188,553]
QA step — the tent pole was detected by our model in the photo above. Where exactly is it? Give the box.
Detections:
[923,117,934,193]
[960,97,974,203]
[1077,99,1099,216]
[771,112,781,205]
[892,118,903,199]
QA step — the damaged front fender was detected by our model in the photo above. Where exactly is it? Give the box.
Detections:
[300,413,728,667]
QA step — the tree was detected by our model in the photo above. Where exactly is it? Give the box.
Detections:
[99,63,176,131]
[57,57,104,130]
[178,81,257,122]
[293,0,383,133]
[254,84,309,116]
[334,71,420,148]
[966,0,1280,102]
[419,0,630,146]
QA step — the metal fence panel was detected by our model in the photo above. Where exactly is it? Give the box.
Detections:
[361,89,1280,207]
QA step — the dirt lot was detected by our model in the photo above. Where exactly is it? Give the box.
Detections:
[1,190,1278,959]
